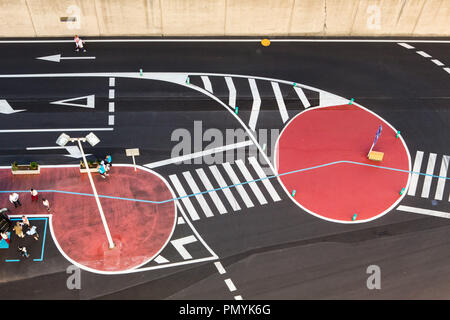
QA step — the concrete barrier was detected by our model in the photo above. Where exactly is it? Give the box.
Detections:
[0,0,448,37]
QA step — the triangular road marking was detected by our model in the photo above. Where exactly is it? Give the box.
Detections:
[50,95,95,109]
[0,100,26,114]
[319,91,349,107]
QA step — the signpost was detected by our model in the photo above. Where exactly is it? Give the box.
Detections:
[126,148,140,171]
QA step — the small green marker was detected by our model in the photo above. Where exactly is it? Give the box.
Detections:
[291,190,296,197]
[235,106,238,114]
[186,76,190,84]
[352,213,357,221]
[349,98,354,105]
[139,69,143,76]
[400,187,405,195]
[396,130,400,139]
[293,82,297,87]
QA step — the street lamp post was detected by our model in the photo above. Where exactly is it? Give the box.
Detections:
[56,132,115,249]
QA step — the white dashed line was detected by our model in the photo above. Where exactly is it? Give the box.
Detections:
[431,59,444,66]
[444,68,450,74]
[109,89,115,99]
[224,278,237,292]
[234,295,243,300]
[109,77,115,87]
[416,51,431,58]
[108,115,114,125]
[214,261,226,275]
[397,42,415,49]
[108,102,115,112]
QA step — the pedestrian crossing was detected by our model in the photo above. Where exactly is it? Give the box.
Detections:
[168,156,283,221]
[407,150,449,201]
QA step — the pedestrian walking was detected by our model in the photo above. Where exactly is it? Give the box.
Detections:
[105,154,112,171]
[9,193,21,208]
[1,232,10,245]
[30,188,38,202]
[26,225,39,241]
[18,246,30,258]
[98,162,108,178]
[42,198,51,212]
[74,35,86,52]
[13,222,24,238]
[21,215,30,233]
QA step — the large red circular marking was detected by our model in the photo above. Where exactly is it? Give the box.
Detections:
[276,104,410,223]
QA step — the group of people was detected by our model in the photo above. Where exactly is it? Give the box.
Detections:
[98,154,112,179]
[1,215,39,259]
[9,190,51,212]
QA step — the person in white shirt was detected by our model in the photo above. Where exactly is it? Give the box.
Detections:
[30,189,38,202]
[42,198,51,212]
[74,35,86,52]
[26,225,39,241]
[9,193,21,208]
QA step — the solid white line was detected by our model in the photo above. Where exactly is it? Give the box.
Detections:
[235,159,268,205]
[222,162,254,208]
[421,153,437,198]
[224,278,237,292]
[108,115,114,126]
[408,151,424,196]
[397,42,415,49]
[444,68,450,74]
[2,39,450,43]
[169,175,200,221]
[271,82,289,123]
[109,77,115,87]
[108,102,115,112]
[0,127,113,133]
[225,76,236,108]
[201,76,213,93]
[26,146,65,150]
[177,216,185,224]
[195,168,227,214]
[248,156,281,202]
[248,78,261,131]
[234,295,243,300]
[61,56,96,60]
[144,140,253,168]
[435,155,449,201]
[109,89,115,99]
[397,205,450,219]
[294,86,311,108]
[416,51,431,58]
[170,235,197,260]
[182,171,214,218]
[431,59,444,66]
[214,261,226,275]
[154,255,169,264]
[209,165,241,211]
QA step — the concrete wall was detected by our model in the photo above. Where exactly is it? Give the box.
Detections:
[0,0,448,37]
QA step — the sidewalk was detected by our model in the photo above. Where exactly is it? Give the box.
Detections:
[0,165,176,273]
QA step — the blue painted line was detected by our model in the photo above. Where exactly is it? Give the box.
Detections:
[5,259,20,262]
[0,160,448,206]
[10,217,47,262]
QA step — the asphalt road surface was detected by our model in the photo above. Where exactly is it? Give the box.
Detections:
[0,38,449,300]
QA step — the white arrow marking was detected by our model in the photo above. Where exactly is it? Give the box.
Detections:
[36,54,96,63]
[170,235,197,260]
[26,145,91,158]
[50,95,95,109]
[0,100,26,114]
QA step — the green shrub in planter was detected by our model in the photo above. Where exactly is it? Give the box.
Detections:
[30,162,38,170]
[11,161,18,171]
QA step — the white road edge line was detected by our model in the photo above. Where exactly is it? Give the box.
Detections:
[0,128,113,133]
[2,39,450,43]
[397,205,450,219]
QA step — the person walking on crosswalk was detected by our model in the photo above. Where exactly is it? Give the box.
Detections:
[30,189,38,202]
[74,35,86,52]
[9,193,21,208]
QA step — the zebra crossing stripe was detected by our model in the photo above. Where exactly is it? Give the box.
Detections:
[293,86,311,108]
[435,155,449,201]
[195,168,227,214]
[235,159,268,205]
[209,165,241,211]
[248,157,281,202]
[201,76,213,93]
[225,76,236,109]
[271,82,289,123]
[408,151,424,196]
[248,78,261,131]
[421,153,437,198]
[169,174,200,221]
[182,171,214,218]
[222,162,254,208]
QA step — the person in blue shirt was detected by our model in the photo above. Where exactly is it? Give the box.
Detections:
[98,162,108,179]
[104,154,112,172]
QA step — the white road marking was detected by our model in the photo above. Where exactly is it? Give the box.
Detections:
[36,54,96,63]
[431,59,444,66]
[195,168,227,214]
[177,216,185,224]
[444,68,450,74]
[271,82,289,123]
[109,77,115,87]
[108,102,115,112]
[408,151,424,196]
[225,76,236,108]
[0,100,26,114]
[235,159,268,205]
[169,175,200,221]
[154,255,169,264]
[50,94,95,109]
[319,91,349,107]
[294,86,311,108]
[397,43,415,49]
[26,145,91,158]
[248,157,281,202]
[416,51,431,58]
[5,39,450,43]
[108,115,114,125]
[182,171,214,218]
[234,295,243,300]
[222,162,254,208]
[435,155,449,201]
[397,205,450,219]
[224,278,237,292]
[0,127,113,133]
[109,89,115,99]
[144,140,253,168]
[170,235,198,260]
[248,78,261,131]
[201,76,213,93]
[421,153,437,198]
[209,165,241,211]
[214,261,226,275]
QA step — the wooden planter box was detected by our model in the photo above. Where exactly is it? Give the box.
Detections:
[80,164,100,173]
[11,165,40,175]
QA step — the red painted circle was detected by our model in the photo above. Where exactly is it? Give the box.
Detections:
[276,105,410,223]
